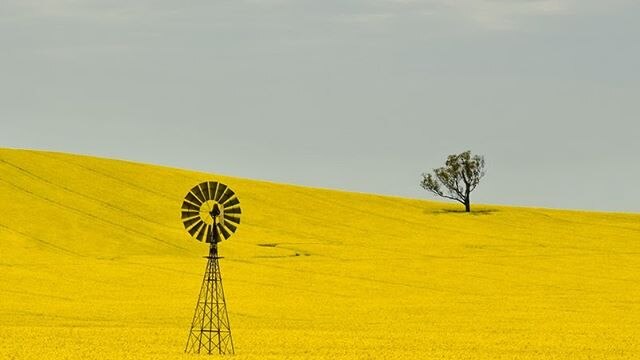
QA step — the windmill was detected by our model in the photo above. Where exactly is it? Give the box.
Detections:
[182,181,240,355]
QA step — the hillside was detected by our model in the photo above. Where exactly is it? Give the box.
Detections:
[0,148,639,359]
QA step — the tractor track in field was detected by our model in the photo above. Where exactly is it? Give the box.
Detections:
[36,152,177,201]
[0,158,175,231]
[227,257,481,296]
[0,223,86,257]
[286,188,561,249]
[0,175,189,253]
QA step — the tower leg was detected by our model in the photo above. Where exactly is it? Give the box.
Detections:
[185,255,234,355]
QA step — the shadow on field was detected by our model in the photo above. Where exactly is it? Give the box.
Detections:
[426,208,499,216]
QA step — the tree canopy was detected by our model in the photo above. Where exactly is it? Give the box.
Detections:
[420,151,485,212]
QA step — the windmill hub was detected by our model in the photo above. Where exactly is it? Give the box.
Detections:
[198,200,223,225]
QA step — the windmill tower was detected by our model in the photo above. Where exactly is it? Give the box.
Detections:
[181,181,241,355]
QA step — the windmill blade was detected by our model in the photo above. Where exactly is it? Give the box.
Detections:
[185,192,202,206]
[196,223,207,242]
[214,183,227,202]
[223,196,239,208]
[218,188,234,205]
[181,201,200,212]
[217,222,231,240]
[183,216,201,229]
[188,221,205,238]
[223,214,240,225]
[183,200,201,211]
[205,224,214,243]
[191,186,206,203]
[224,206,241,215]
[212,224,222,243]
[223,219,237,233]
[207,182,218,201]
[212,224,220,243]
[181,210,200,220]
[198,183,211,201]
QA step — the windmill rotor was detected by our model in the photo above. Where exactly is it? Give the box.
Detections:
[181,181,241,243]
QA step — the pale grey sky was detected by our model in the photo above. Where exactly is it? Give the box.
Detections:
[1,0,638,212]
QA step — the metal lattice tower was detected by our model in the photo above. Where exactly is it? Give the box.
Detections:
[184,241,234,355]
[181,181,240,355]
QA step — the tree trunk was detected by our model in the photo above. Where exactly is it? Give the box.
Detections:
[464,198,471,212]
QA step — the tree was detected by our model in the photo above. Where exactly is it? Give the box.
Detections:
[420,150,485,212]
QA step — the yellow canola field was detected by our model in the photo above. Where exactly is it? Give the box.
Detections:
[0,148,639,359]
